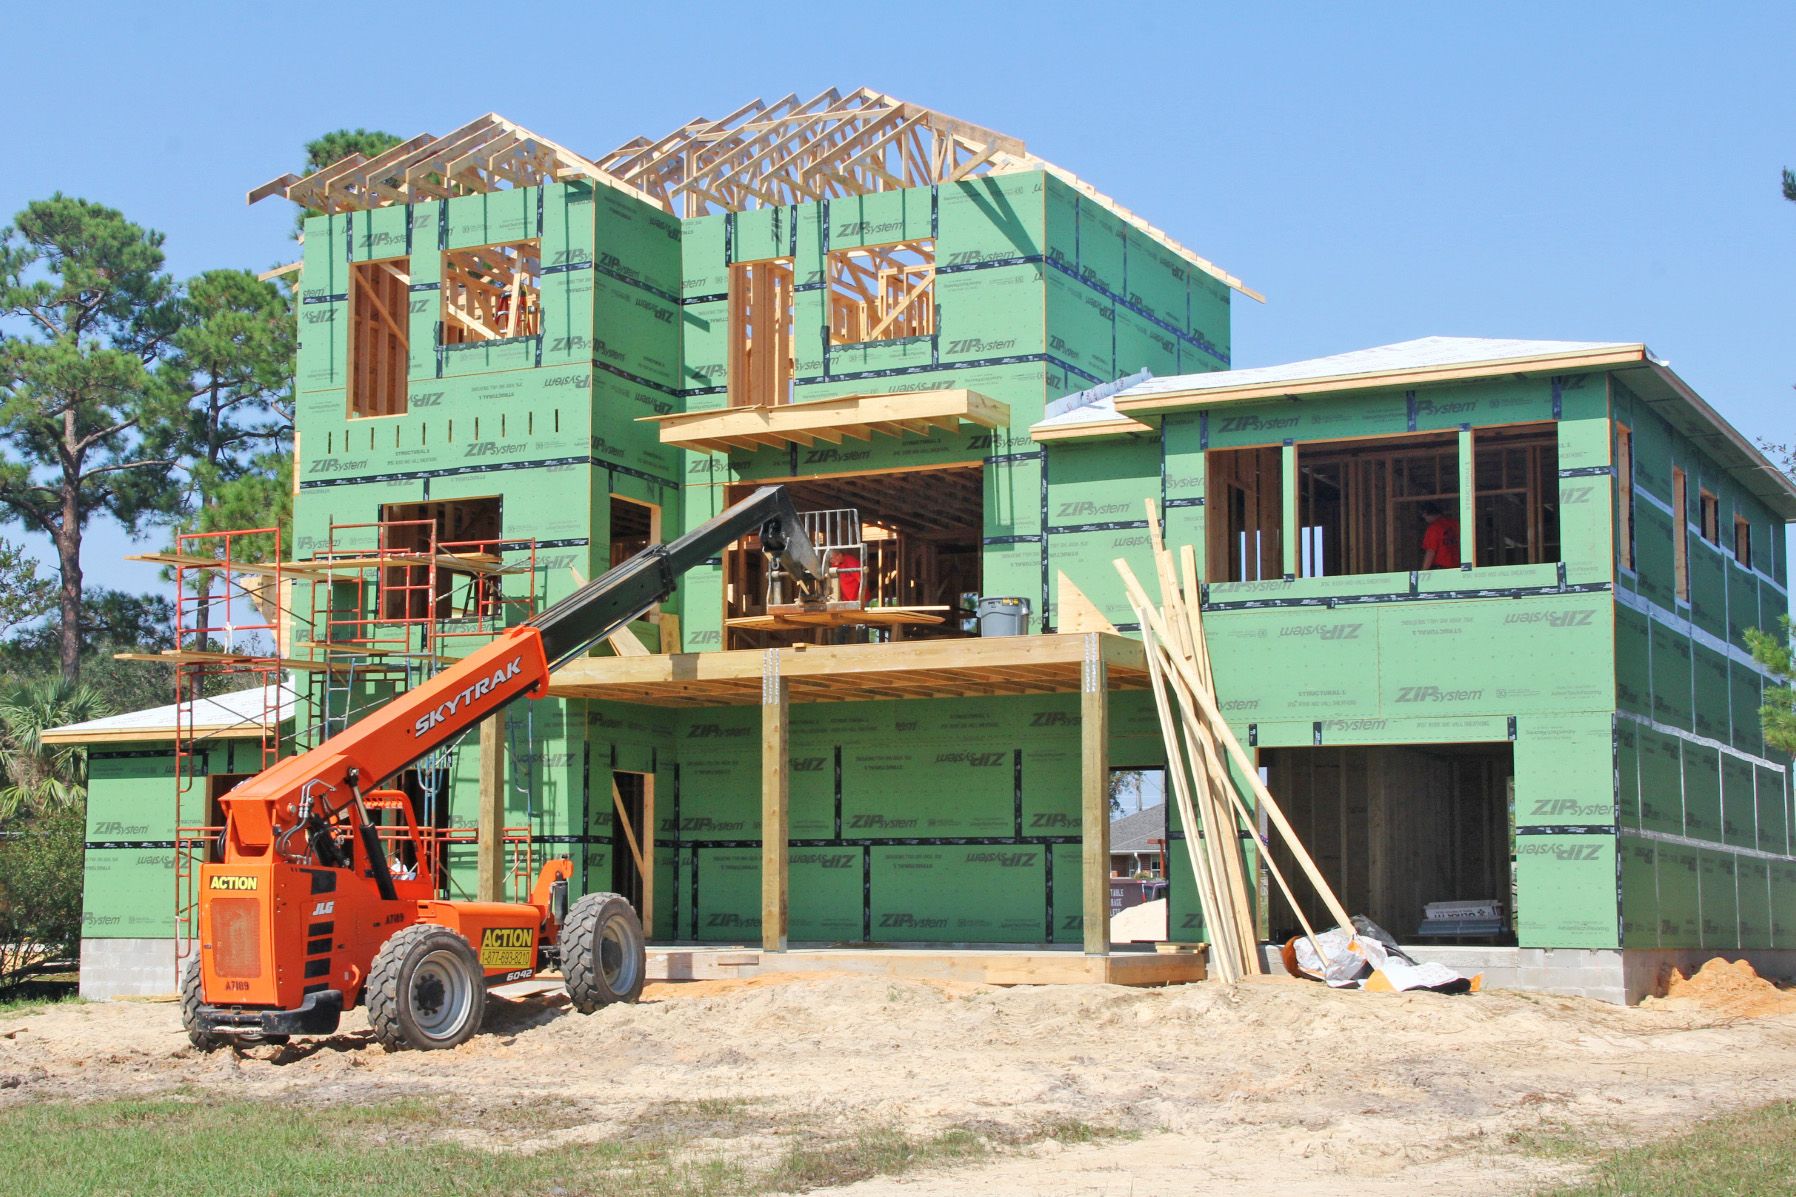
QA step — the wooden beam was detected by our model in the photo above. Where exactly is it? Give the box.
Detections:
[1081,634,1110,955]
[761,653,789,951]
[476,716,505,902]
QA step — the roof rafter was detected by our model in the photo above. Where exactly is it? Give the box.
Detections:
[247,90,1257,299]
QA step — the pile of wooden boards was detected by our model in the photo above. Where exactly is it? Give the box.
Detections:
[1114,501,1356,982]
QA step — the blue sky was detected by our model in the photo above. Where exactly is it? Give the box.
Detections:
[6,1,1793,598]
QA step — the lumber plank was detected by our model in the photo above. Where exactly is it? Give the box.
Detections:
[476,717,505,902]
[1080,635,1110,956]
[761,659,789,951]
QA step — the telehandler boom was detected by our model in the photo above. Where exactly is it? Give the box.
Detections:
[184,486,824,1050]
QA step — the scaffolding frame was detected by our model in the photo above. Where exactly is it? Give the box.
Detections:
[150,518,542,984]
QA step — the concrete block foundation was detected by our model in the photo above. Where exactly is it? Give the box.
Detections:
[80,938,177,999]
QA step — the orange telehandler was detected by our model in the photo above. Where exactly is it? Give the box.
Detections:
[183,486,824,1050]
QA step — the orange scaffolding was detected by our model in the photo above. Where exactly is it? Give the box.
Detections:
[144,519,542,985]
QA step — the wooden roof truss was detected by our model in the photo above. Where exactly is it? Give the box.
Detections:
[248,114,655,215]
[247,92,1256,298]
[592,88,1028,217]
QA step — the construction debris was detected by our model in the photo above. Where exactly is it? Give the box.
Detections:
[1117,500,1479,995]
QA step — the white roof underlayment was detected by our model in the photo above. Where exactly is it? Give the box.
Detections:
[1034,336,1645,431]
[41,681,299,743]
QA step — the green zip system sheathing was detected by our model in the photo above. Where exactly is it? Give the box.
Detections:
[1610,378,1793,950]
[1126,371,1791,952]
[79,140,1794,969]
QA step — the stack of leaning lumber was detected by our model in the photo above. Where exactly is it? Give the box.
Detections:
[1114,501,1356,982]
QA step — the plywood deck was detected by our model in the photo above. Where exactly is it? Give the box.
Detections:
[546,631,1150,706]
[644,945,1206,987]
[726,608,945,632]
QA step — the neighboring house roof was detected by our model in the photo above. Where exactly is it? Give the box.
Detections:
[1033,336,1796,518]
[40,683,299,746]
[1110,803,1166,855]
[249,89,1257,299]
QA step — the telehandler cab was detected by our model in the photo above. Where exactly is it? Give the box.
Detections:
[184,486,824,1050]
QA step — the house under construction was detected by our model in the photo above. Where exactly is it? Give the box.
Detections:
[51,89,1796,1005]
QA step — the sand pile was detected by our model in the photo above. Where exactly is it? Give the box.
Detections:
[1648,958,1796,1018]
[1110,897,1167,942]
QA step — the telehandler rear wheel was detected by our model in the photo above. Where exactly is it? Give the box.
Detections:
[562,892,645,1013]
[367,924,485,1051]
[180,957,221,1051]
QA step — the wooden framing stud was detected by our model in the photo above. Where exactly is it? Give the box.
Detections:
[761,651,789,951]
[476,716,506,902]
[1080,634,1111,955]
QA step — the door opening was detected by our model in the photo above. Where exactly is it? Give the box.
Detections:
[609,771,651,923]
[1261,743,1514,944]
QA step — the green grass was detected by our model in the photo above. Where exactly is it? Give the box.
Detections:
[0,1096,1122,1197]
[1533,1100,1796,1196]
[0,992,81,1016]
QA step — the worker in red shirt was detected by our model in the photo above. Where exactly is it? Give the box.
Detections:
[831,548,862,603]
[1419,503,1461,569]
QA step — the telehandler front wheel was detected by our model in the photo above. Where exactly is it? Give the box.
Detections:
[562,892,645,1013]
[180,957,222,1051]
[367,924,485,1051]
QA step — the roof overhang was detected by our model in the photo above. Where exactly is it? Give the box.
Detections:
[1031,413,1156,443]
[1613,358,1796,521]
[1111,343,1651,417]
[40,722,269,746]
[644,389,1009,454]
[546,632,1148,707]
[1069,340,1796,522]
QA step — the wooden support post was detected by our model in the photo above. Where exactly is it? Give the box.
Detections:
[1280,442,1298,579]
[476,716,505,902]
[1080,633,1111,955]
[1457,427,1477,568]
[761,650,789,951]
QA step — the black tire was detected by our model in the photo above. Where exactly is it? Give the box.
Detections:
[562,892,645,1014]
[366,923,485,1051]
[180,957,222,1051]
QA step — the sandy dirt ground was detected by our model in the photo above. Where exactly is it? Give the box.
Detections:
[4,962,1796,1195]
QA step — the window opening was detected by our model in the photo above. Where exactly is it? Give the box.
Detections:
[1206,446,1282,582]
[1699,489,1719,544]
[728,257,795,407]
[349,257,410,418]
[609,495,660,567]
[377,497,503,622]
[1296,432,1459,577]
[827,239,936,344]
[1672,467,1689,601]
[442,239,541,344]
[723,465,981,649]
[1735,514,1753,569]
[1473,423,1560,567]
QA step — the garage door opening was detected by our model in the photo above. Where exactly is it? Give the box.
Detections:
[723,464,982,649]
[1261,743,1514,944]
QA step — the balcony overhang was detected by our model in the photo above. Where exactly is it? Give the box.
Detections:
[547,632,1148,707]
[642,389,1009,455]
